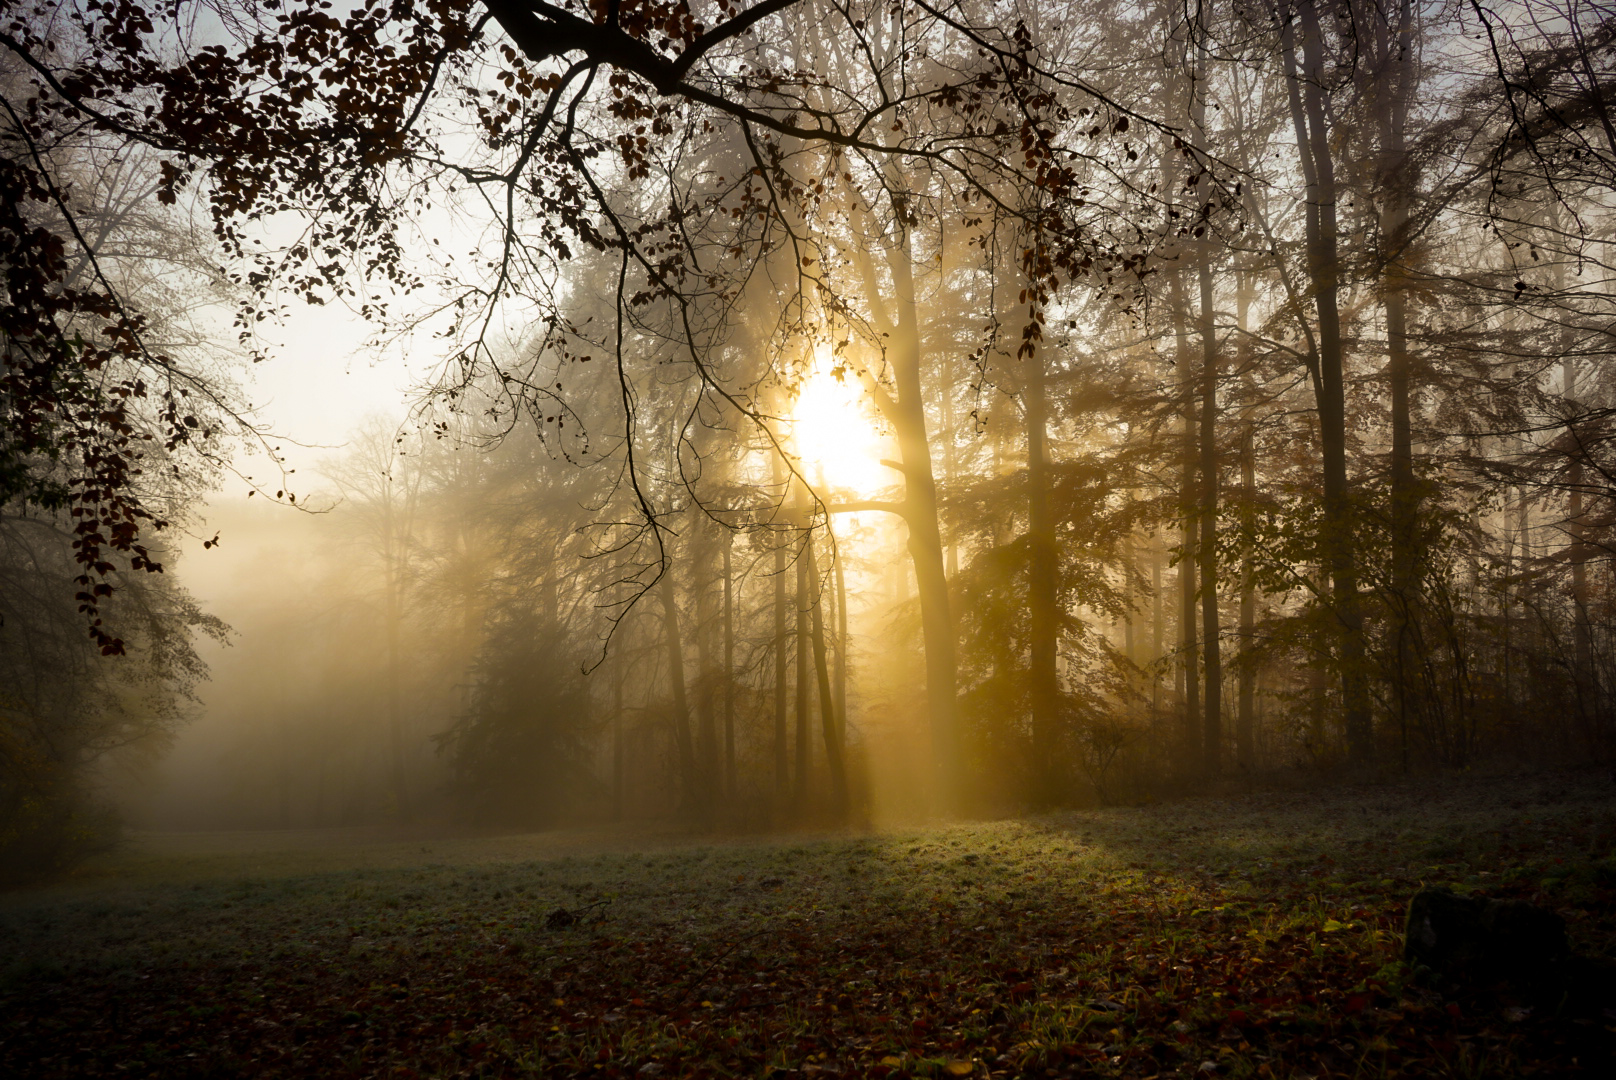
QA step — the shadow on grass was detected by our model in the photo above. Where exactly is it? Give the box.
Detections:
[1,767,1613,1077]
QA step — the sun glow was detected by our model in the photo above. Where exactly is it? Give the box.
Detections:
[789,354,894,498]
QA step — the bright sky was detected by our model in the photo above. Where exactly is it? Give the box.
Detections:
[789,353,897,499]
[226,300,420,498]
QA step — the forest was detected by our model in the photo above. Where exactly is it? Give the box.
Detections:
[8,1,1616,1076]
[0,0,1614,856]
[4,0,1616,861]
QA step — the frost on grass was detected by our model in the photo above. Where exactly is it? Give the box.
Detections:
[2,770,1614,1077]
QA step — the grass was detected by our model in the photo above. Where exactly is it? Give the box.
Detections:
[3,768,1615,1077]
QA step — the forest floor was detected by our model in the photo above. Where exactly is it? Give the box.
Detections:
[3,769,1616,1078]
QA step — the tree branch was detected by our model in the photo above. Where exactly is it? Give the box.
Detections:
[826,500,909,520]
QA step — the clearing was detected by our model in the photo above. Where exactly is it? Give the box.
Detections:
[3,770,1615,1077]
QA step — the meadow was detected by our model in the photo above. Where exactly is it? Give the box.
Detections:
[3,769,1615,1078]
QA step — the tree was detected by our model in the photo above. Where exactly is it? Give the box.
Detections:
[321,418,427,820]
[436,602,597,826]
[0,36,236,872]
[3,0,1170,802]
[0,16,259,653]
[16,0,1616,826]
[0,508,223,882]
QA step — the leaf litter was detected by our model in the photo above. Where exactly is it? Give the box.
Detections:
[2,768,1615,1077]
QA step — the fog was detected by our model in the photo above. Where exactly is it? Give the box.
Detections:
[126,410,944,834]
[8,0,1616,887]
[10,3,1616,1076]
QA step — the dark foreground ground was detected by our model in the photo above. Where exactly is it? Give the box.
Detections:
[3,770,1616,1078]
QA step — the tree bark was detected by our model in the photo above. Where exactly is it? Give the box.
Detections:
[1196,241,1223,778]
[834,529,849,737]
[722,534,736,801]
[847,186,960,808]
[1022,289,1062,804]
[1565,356,1593,683]
[1284,0,1373,763]
[1123,530,1137,665]
[1237,418,1258,773]
[382,487,415,822]
[1169,265,1201,771]
[939,336,961,581]
[887,225,961,807]
[612,669,625,821]
[385,563,409,821]
[772,455,790,800]
[1236,272,1258,774]
[1193,0,1223,781]
[1152,534,1165,718]
[794,520,811,807]
[1367,0,1421,761]
[806,534,848,815]
[694,529,719,799]
[659,566,699,813]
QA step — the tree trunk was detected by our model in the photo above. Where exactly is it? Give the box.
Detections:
[612,671,625,821]
[773,458,790,800]
[694,532,719,799]
[1235,271,1258,775]
[939,342,961,581]
[1193,0,1223,781]
[1022,288,1062,804]
[1237,419,1257,773]
[659,567,699,814]
[1152,534,1165,718]
[834,530,849,737]
[385,568,409,821]
[795,525,811,807]
[1170,266,1201,771]
[722,534,736,802]
[848,183,960,808]
[1123,530,1137,665]
[887,224,961,807]
[1565,356,1594,685]
[1197,243,1223,778]
[806,534,848,815]
[1284,0,1373,763]
[1369,0,1421,762]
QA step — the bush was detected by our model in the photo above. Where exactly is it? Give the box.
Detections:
[435,606,598,827]
[0,782,120,888]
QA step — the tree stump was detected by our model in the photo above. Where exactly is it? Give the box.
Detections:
[1403,886,1568,978]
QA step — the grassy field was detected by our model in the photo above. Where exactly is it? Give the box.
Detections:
[3,770,1616,1078]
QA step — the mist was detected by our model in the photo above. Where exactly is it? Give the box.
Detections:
[10,1,1616,1074]
[128,409,948,835]
[8,0,1615,863]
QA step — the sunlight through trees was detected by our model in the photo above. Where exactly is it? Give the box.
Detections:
[5,0,1616,869]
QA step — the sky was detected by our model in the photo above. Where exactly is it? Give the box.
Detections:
[175,294,419,633]
[232,302,419,485]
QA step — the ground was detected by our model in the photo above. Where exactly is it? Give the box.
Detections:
[3,770,1616,1078]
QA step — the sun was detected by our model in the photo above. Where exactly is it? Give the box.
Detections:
[789,352,893,498]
